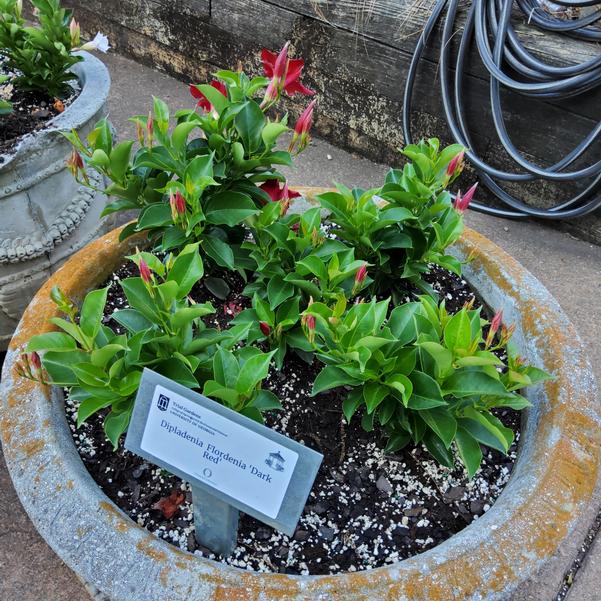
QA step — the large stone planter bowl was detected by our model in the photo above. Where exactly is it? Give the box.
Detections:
[0,190,598,600]
[0,51,112,349]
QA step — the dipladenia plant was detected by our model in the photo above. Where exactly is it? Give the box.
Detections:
[301,295,552,476]
[21,245,271,447]
[0,0,108,98]
[64,43,316,286]
[319,139,471,300]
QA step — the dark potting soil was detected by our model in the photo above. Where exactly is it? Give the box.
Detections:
[67,260,520,575]
[0,71,78,158]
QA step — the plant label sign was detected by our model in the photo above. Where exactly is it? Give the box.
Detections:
[125,368,323,554]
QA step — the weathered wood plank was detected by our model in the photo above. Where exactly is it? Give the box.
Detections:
[67,0,600,174]
[271,0,598,65]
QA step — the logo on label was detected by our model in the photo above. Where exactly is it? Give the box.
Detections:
[265,451,286,472]
[157,394,170,412]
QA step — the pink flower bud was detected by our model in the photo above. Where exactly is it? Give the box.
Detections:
[139,258,152,284]
[146,112,154,146]
[169,193,178,222]
[136,120,145,146]
[355,264,367,285]
[259,321,271,336]
[69,19,80,46]
[289,100,316,153]
[454,182,478,213]
[490,310,503,335]
[174,190,186,214]
[30,351,41,370]
[446,150,465,178]
[273,42,290,85]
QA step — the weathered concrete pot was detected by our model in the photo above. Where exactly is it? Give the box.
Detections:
[0,51,112,350]
[0,190,598,600]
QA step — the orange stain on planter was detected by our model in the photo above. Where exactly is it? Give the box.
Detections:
[213,586,260,601]
[99,501,133,534]
[136,536,168,563]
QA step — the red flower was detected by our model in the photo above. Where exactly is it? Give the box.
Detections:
[289,100,316,153]
[259,321,271,336]
[262,46,315,97]
[454,183,478,213]
[259,180,301,203]
[190,80,227,112]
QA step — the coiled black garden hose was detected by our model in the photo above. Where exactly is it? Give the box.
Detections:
[402,0,601,219]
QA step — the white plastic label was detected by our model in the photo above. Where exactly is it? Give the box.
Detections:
[140,384,299,518]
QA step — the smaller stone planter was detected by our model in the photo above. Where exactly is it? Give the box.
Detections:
[0,51,112,349]
[0,191,599,600]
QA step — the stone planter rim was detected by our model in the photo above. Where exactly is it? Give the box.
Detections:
[0,51,108,167]
[0,190,598,601]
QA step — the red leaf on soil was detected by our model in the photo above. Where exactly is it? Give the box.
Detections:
[152,490,186,519]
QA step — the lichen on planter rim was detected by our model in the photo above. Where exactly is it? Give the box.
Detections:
[0,190,598,601]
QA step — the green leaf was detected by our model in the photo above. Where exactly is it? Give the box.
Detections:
[363,382,389,414]
[261,121,288,147]
[418,341,453,379]
[204,191,258,226]
[213,347,239,388]
[455,427,483,478]
[342,388,363,422]
[77,396,114,427]
[109,140,134,181]
[423,429,455,468]
[312,365,360,395]
[42,350,89,385]
[121,278,158,322]
[172,122,198,154]
[137,203,173,230]
[388,303,422,345]
[27,332,77,352]
[267,276,294,310]
[420,408,457,448]
[236,351,275,396]
[171,304,214,329]
[407,371,447,409]
[167,243,204,297]
[443,369,508,398]
[72,363,108,387]
[91,344,126,369]
[111,309,154,333]
[203,380,240,407]
[460,408,513,453]
[79,287,109,340]
[234,101,266,153]
[104,408,132,450]
[155,358,199,388]
[202,235,235,270]
[444,310,472,352]
[384,430,411,453]
[251,389,283,411]
[195,84,228,114]
[204,276,231,299]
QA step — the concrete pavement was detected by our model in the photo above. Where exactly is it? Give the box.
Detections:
[1,52,600,600]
